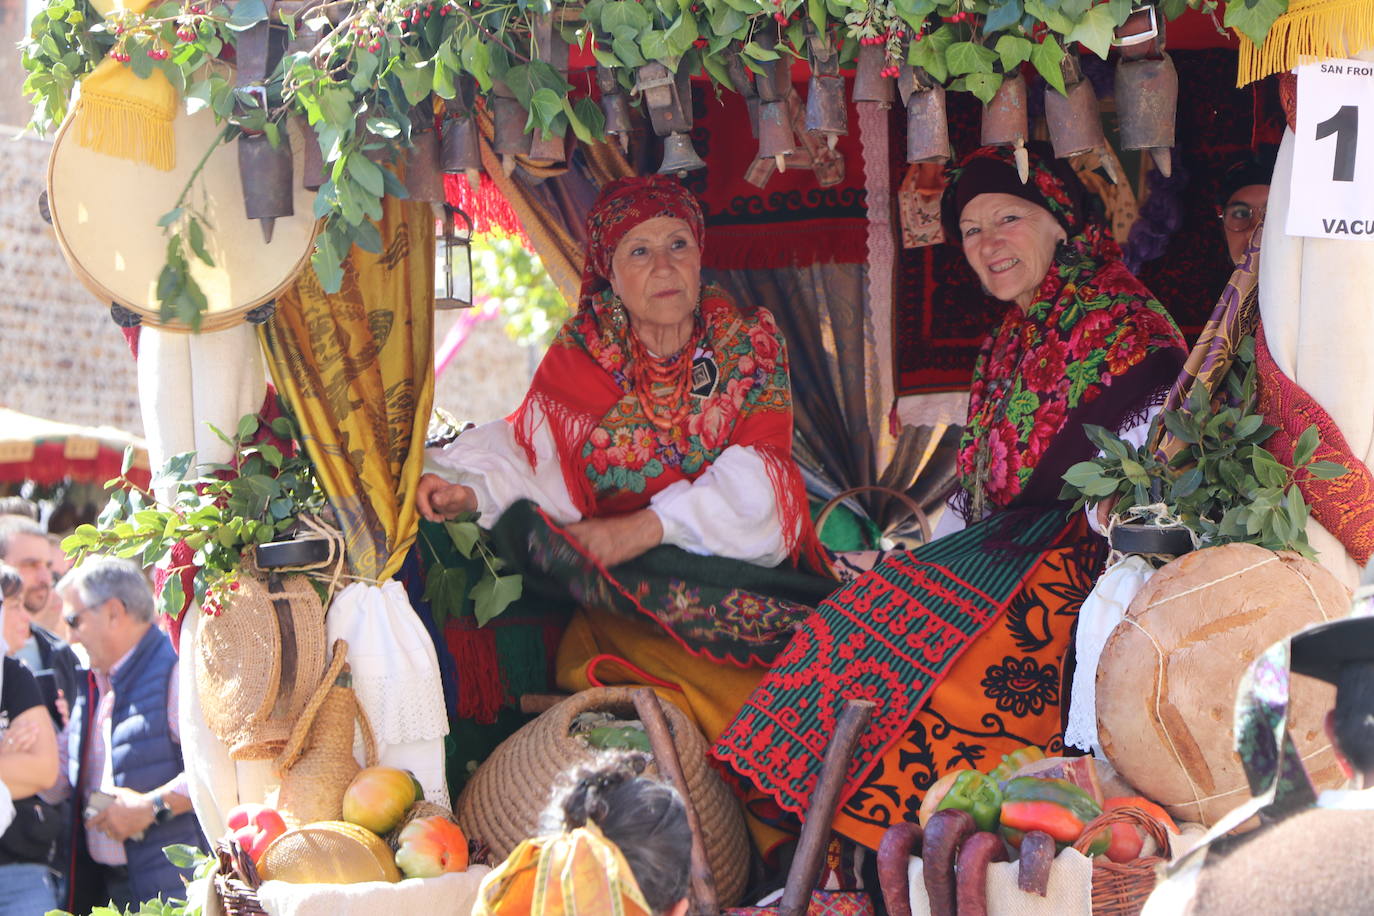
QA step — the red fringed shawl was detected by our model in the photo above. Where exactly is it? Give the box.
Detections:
[509,286,823,568]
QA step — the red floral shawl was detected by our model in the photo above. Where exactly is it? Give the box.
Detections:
[510,285,819,565]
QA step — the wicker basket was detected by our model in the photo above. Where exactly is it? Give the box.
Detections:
[456,687,751,907]
[213,838,266,916]
[1073,805,1174,916]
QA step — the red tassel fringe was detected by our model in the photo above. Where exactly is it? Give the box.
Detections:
[444,619,505,725]
[443,172,531,244]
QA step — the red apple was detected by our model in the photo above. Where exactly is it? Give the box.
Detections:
[394,816,469,879]
[225,804,288,866]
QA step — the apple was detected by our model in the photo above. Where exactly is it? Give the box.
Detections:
[225,803,287,867]
[394,816,469,879]
[342,766,424,835]
[917,770,970,828]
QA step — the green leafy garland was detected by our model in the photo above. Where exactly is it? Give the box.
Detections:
[1060,339,1347,557]
[21,0,1289,328]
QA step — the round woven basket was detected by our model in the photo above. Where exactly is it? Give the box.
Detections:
[456,687,750,906]
[1073,805,1175,916]
[195,564,327,761]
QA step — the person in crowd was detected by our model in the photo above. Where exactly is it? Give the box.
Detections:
[1217,146,1277,266]
[473,754,691,916]
[1145,562,1374,914]
[416,174,834,842]
[55,556,203,912]
[714,142,1188,854]
[0,518,81,732]
[0,564,60,915]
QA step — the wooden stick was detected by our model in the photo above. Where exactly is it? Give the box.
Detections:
[632,688,718,916]
[779,698,875,916]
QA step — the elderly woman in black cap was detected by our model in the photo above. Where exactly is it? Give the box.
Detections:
[714,143,1188,853]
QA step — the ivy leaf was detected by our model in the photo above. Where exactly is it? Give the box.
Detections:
[602,0,651,38]
[226,0,268,32]
[527,87,564,134]
[471,573,523,626]
[666,12,698,57]
[946,41,998,76]
[422,565,470,623]
[444,520,482,557]
[994,34,1033,72]
[640,29,670,62]
[1065,3,1118,58]
[983,0,1024,33]
[1224,0,1286,48]
[1306,460,1350,481]
[461,33,492,90]
[742,40,781,61]
[964,71,1002,104]
[1030,34,1066,95]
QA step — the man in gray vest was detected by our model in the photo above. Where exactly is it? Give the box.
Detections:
[55,556,204,912]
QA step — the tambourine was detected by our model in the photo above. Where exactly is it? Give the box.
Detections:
[46,103,318,333]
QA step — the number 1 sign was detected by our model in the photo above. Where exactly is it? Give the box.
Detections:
[1287,59,1374,241]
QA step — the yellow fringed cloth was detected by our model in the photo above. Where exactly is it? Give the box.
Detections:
[1238,0,1374,86]
[259,194,435,582]
[471,824,654,916]
[75,0,177,169]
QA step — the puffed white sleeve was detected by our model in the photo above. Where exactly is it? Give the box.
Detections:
[427,403,583,526]
[649,444,790,568]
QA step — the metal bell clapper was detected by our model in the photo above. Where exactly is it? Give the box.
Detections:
[596,65,634,151]
[803,26,846,150]
[851,42,895,105]
[1114,5,1175,176]
[1045,54,1112,177]
[724,50,760,136]
[903,68,949,164]
[658,131,707,175]
[490,79,531,174]
[238,123,294,244]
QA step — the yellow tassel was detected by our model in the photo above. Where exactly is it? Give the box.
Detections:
[1237,0,1374,86]
[73,57,177,170]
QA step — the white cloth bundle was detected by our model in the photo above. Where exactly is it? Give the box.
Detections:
[256,867,491,916]
[905,848,1093,915]
[326,581,450,806]
[1065,555,1156,756]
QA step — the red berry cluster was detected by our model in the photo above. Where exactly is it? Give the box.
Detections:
[943,10,972,22]
[351,16,384,52]
[148,46,170,58]
[110,48,132,61]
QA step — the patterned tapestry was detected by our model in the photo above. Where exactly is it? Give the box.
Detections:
[894,49,1284,395]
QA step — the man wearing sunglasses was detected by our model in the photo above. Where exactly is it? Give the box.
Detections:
[1217,147,1278,266]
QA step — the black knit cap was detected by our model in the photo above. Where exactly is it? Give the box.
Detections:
[942,141,1093,243]
[1217,145,1279,207]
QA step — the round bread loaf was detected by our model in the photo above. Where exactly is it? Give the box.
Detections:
[1096,543,1348,826]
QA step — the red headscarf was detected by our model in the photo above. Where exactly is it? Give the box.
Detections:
[578,175,706,312]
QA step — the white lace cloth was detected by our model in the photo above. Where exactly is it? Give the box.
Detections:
[1064,554,1156,755]
[327,581,450,806]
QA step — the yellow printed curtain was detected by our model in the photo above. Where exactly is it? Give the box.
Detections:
[259,195,434,582]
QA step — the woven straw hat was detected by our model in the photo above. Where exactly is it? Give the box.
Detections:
[46,100,318,332]
[456,687,750,907]
[195,566,328,761]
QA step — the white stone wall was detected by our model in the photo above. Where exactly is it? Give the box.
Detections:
[0,125,144,434]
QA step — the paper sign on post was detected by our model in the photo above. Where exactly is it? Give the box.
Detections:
[1287,59,1374,241]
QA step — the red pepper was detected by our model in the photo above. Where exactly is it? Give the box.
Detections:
[998,777,1106,854]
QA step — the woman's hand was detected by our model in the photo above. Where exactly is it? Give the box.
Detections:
[416,473,477,523]
[565,510,664,569]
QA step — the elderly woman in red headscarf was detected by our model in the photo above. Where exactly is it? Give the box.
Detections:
[713,143,1188,855]
[417,176,832,761]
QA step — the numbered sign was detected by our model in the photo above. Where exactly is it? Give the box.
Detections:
[1287,60,1374,240]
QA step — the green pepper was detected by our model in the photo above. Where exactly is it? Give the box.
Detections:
[934,769,1003,832]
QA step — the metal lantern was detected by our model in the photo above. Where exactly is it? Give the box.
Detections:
[435,204,473,310]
